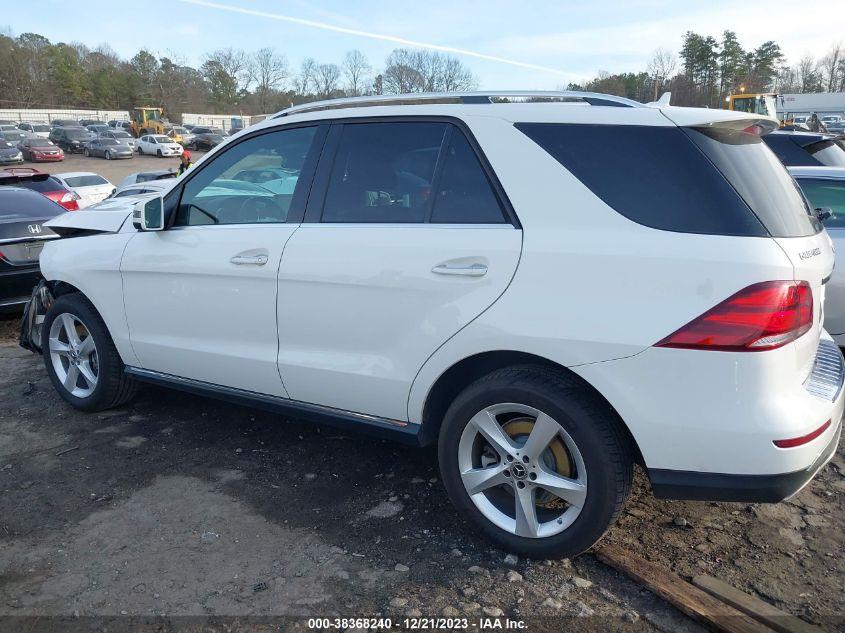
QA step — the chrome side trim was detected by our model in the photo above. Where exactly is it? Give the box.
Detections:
[804,339,845,402]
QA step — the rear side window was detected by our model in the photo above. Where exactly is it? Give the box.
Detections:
[515,123,767,237]
[686,128,819,237]
[321,121,506,224]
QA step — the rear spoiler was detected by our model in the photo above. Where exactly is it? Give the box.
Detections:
[0,173,50,184]
[660,108,779,135]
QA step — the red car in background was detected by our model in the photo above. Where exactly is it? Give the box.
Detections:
[0,169,79,210]
[18,137,64,162]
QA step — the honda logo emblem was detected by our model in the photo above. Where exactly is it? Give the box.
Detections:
[27,224,41,234]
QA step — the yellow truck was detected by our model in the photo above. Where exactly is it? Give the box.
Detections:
[130,107,166,137]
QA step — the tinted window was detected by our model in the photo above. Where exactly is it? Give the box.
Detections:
[175,126,317,226]
[686,128,819,238]
[64,175,109,188]
[0,189,62,218]
[516,123,767,237]
[115,188,149,197]
[322,122,447,223]
[430,130,505,224]
[794,178,845,228]
[13,176,63,193]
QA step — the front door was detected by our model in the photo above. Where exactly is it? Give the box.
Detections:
[121,124,324,396]
[277,120,522,421]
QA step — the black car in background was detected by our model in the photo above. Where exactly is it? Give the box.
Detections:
[0,187,61,312]
[49,126,90,154]
[763,131,845,167]
[190,133,224,151]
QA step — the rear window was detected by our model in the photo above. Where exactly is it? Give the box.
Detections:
[15,176,63,193]
[685,128,819,237]
[805,140,845,167]
[64,175,109,188]
[515,123,767,237]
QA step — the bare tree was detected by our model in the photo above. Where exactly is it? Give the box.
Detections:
[647,48,677,100]
[795,55,823,93]
[315,63,341,98]
[251,47,289,113]
[342,49,372,96]
[382,49,476,94]
[819,43,843,92]
[296,57,318,95]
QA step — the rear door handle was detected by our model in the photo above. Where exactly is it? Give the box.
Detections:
[230,254,268,266]
[431,263,488,277]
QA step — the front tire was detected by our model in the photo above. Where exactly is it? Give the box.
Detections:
[157,149,163,157]
[105,150,112,160]
[42,293,137,412]
[438,366,632,559]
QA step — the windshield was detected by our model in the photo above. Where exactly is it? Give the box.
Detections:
[0,141,13,149]
[687,127,819,237]
[207,134,224,141]
[113,132,132,139]
[100,139,118,146]
[64,175,109,188]
[152,136,170,143]
[66,130,89,139]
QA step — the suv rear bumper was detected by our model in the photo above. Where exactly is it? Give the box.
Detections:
[649,417,841,502]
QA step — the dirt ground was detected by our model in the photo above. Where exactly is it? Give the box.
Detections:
[0,313,843,631]
[19,151,208,188]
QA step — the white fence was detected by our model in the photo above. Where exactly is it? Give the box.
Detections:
[0,108,130,124]
[181,113,255,130]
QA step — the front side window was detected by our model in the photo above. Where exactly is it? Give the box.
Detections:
[321,121,506,224]
[175,126,317,227]
[795,178,845,228]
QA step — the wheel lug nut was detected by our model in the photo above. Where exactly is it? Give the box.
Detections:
[503,470,510,477]
[522,456,529,463]
[506,455,514,462]
[517,481,525,489]
[529,473,537,481]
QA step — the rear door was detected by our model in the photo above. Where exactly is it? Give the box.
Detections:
[277,119,522,421]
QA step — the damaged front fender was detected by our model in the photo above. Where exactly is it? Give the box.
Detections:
[19,280,54,354]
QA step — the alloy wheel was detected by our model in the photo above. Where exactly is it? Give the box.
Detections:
[48,313,99,398]
[458,403,587,539]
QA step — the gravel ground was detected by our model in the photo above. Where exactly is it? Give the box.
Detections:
[0,313,842,631]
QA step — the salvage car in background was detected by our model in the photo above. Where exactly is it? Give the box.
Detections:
[789,165,845,347]
[0,140,24,165]
[0,187,60,312]
[189,133,224,151]
[83,138,134,160]
[19,138,64,162]
[17,122,51,138]
[116,170,177,189]
[137,135,184,157]
[49,127,90,154]
[0,171,79,210]
[52,173,114,209]
[99,130,137,151]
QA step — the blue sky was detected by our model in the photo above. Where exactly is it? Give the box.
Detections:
[6,0,843,89]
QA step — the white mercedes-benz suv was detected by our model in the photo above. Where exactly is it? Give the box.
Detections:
[20,92,844,558]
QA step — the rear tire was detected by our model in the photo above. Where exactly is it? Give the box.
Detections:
[438,365,632,559]
[83,148,90,157]
[41,293,137,412]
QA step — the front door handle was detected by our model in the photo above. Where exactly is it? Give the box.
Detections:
[431,262,488,277]
[230,254,268,266]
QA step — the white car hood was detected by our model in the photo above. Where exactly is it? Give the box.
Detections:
[44,201,132,234]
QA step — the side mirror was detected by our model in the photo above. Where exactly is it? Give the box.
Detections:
[815,207,834,223]
[132,196,164,231]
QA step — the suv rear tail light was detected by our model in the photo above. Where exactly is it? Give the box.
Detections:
[60,192,74,203]
[656,281,813,352]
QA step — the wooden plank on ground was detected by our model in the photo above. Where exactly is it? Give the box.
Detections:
[693,574,822,633]
[594,544,774,633]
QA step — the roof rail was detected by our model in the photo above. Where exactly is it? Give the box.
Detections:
[273,91,643,118]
